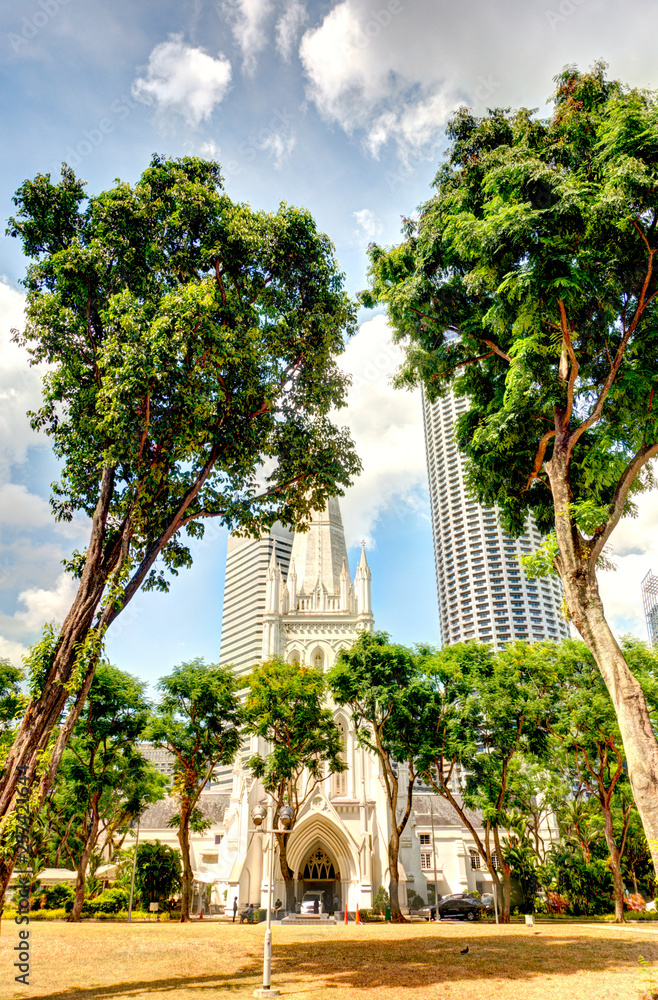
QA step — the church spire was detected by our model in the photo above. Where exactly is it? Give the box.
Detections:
[355,540,372,621]
[288,496,349,598]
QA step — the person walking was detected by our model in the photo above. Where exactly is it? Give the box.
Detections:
[232,896,238,923]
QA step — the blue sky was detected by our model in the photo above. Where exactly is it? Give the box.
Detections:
[1,0,657,689]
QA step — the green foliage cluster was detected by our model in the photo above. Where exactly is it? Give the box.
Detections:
[364,60,658,537]
[372,885,390,915]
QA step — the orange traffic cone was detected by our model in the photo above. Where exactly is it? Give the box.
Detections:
[344,902,349,925]
[355,904,361,925]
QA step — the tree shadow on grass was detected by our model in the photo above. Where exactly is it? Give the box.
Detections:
[14,929,658,999]
[269,929,658,993]
[14,964,262,1000]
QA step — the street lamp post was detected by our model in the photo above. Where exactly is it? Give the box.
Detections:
[251,804,294,999]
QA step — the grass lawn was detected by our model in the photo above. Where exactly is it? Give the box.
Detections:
[2,918,658,1000]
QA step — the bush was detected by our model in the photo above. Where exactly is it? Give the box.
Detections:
[546,891,569,915]
[407,890,425,910]
[372,886,389,915]
[85,888,130,914]
[42,885,75,910]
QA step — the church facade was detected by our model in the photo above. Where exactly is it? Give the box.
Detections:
[138,499,521,913]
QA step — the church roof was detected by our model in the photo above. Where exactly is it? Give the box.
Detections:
[412,793,483,829]
[288,496,350,597]
[140,793,230,829]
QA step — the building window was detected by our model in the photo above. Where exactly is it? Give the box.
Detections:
[419,834,431,846]
[420,853,433,870]
[214,834,223,845]
[469,850,481,870]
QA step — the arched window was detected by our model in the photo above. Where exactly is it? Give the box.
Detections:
[332,717,348,797]
[288,649,300,664]
[311,646,323,669]
[302,847,337,881]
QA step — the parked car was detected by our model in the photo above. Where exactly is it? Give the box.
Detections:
[300,891,324,915]
[437,894,485,921]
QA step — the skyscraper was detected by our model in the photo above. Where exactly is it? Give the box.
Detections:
[218,522,293,677]
[642,570,658,648]
[422,390,569,647]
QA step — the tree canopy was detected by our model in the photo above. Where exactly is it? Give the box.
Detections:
[145,658,241,921]
[328,631,435,922]
[363,61,658,874]
[243,658,346,911]
[1,154,361,834]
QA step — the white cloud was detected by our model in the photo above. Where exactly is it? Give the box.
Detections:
[0,279,48,477]
[221,0,274,75]
[132,36,232,126]
[276,0,307,61]
[353,208,382,243]
[598,488,658,640]
[0,573,78,667]
[299,0,658,159]
[261,129,297,168]
[13,573,78,634]
[196,139,223,161]
[336,314,427,548]
[0,636,28,667]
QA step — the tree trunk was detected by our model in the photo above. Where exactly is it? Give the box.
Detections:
[492,826,511,923]
[178,799,193,922]
[276,832,296,912]
[388,827,407,923]
[68,803,99,923]
[601,803,626,923]
[549,456,658,881]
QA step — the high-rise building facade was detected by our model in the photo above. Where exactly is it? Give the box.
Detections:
[422,390,569,647]
[642,570,658,648]
[218,522,293,677]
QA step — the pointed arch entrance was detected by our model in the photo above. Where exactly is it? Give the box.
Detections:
[298,845,340,912]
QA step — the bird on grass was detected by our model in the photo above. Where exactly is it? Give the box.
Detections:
[460,946,469,954]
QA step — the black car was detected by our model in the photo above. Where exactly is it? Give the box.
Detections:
[436,893,485,921]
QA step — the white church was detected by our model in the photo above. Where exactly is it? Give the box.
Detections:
[139,499,509,913]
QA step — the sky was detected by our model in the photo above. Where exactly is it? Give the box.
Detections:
[1,0,658,689]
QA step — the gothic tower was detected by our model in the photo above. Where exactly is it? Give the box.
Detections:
[261,496,374,667]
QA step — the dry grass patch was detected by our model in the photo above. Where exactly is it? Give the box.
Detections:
[1,919,657,1000]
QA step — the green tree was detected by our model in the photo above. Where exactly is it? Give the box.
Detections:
[0,660,25,740]
[549,639,637,922]
[59,663,166,921]
[0,660,27,900]
[114,840,182,910]
[416,642,552,922]
[144,659,241,921]
[328,631,434,922]
[1,154,361,831]
[136,841,182,910]
[243,658,346,913]
[364,62,658,872]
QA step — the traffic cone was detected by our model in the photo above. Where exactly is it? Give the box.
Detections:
[344,902,349,925]
[356,903,361,925]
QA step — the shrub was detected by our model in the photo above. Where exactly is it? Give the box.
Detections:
[42,884,75,910]
[547,891,569,915]
[407,890,425,910]
[372,886,390,915]
[86,888,130,914]
[625,893,647,911]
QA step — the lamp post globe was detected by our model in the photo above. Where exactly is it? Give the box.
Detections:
[279,806,294,830]
[251,805,267,828]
